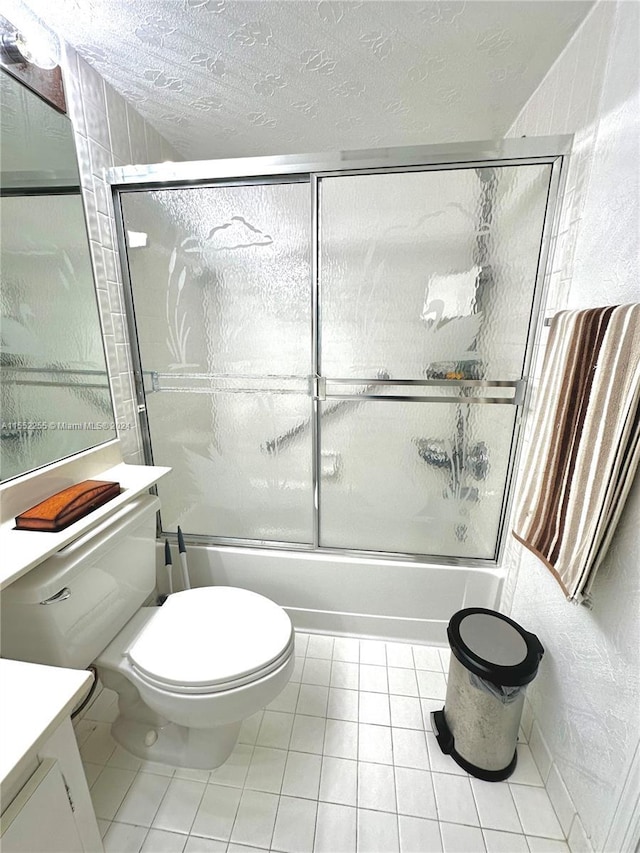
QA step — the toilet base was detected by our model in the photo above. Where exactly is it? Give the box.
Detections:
[112,714,241,770]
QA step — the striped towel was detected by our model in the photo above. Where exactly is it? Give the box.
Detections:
[513,304,640,605]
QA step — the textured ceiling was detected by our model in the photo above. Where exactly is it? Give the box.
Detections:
[23,0,593,160]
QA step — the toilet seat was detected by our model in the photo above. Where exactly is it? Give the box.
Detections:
[126,587,294,696]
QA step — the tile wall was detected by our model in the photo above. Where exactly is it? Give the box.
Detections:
[61,43,182,464]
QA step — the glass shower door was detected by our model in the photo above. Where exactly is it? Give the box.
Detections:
[317,164,553,558]
[120,181,314,543]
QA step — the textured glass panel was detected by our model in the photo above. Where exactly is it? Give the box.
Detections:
[121,182,310,376]
[0,195,113,481]
[149,391,313,543]
[121,182,312,543]
[319,400,517,558]
[319,165,552,381]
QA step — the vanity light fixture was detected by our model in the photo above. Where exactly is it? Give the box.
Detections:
[1,25,59,70]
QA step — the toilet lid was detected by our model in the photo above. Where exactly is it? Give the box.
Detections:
[127,587,293,691]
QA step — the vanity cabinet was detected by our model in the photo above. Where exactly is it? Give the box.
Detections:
[1,758,84,852]
[0,659,103,853]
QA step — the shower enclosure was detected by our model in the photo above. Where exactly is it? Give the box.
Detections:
[110,138,569,565]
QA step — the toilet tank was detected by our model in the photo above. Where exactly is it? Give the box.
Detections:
[1,494,160,669]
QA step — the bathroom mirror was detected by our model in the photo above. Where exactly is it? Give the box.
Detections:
[0,68,116,481]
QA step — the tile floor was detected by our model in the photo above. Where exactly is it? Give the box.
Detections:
[75,633,568,853]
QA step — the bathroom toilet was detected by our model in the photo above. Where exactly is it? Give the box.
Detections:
[0,494,295,769]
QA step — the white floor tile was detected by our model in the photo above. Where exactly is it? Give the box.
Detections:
[392,728,429,770]
[190,784,241,841]
[510,784,564,839]
[416,670,447,701]
[471,778,522,833]
[238,711,264,745]
[440,821,486,853]
[271,795,318,853]
[421,699,445,730]
[267,681,300,714]
[84,762,103,788]
[116,772,172,827]
[483,828,529,853]
[412,646,443,672]
[141,828,188,852]
[333,637,360,663]
[385,642,415,669]
[103,820,147,853]
[358,761,397,812]
[331,661,360,690]
[227,845,270,853]
[358,724,393,765]
[432,773,480,827]
[395,766,437,820]
[183,836,227,852]
[244,746,288,794]
[319,756,358,806]
[91,767,137,820]
[173,767,209,784]
[398,815,442,853]
[359,640,387,666]
[297,684,330,717]
[359,691,391,726]
[208,743,253,789]
[390,695,423,730]
[510,744,544,786]
[290,657,304,682]
[302,657,332,686]
[328,687,359,722]
[152,778,206,835]
[357,807,399,852]
[314,802,356,853]
[229,789,279,848]
[295,632,310,657]
[425,731,467,776]
[108,745,144,772]
[438,649,450,672]
[290,714,326,754]
[256,710,294,750]
[81,721,118,765]
[526,836,571,852]
[324,718,358,760]
[388,667,419,697]
[281,750,322,800]
[139,761,176,779]
[359,664,388,693]
[307,634,335,659]
[97,819,110,839]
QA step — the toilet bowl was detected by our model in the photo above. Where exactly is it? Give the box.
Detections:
[96,586,295,768]
[0,494,295,770]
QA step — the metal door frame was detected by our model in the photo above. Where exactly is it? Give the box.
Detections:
[108,136,572,567]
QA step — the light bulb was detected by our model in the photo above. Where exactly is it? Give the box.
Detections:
[2,27,59,70]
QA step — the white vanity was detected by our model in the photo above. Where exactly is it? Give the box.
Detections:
[0,659,100,852]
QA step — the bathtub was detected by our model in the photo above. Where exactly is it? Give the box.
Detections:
[157,544,503,645]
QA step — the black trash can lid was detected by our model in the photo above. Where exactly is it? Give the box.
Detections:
[447,608,544,687]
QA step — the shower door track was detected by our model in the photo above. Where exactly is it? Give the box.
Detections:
[109,135,572,567]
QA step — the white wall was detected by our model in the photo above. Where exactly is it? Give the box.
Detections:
[60,43,182,464]
[504,2,640,850]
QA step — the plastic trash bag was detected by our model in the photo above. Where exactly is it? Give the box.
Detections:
[469,672,524,705]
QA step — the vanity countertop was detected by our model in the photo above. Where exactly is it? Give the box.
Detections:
[0,658,92,793]
[0,462,170,591]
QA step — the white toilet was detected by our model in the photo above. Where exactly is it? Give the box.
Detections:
[0,494,295,769]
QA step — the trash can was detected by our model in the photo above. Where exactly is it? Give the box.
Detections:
[431,607,544,781]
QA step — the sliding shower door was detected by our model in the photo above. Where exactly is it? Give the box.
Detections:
[114,142,564,562]
[120,181,314,544]
[317,165,551,558]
